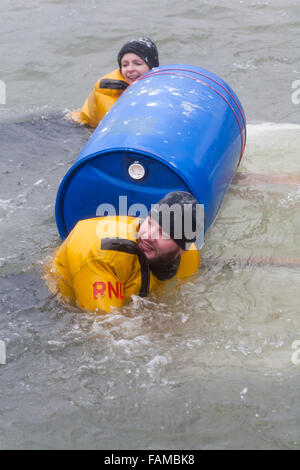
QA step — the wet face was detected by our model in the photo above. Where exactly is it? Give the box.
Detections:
[120,53,150,85]
[137,216,184,264]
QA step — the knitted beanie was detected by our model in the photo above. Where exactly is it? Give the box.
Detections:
[149,191,203,251]
[118,37,159,70]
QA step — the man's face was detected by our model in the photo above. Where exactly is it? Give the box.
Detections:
[137,216,184,264]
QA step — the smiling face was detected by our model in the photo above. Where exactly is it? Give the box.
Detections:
[137,216,184,264]
[120,53,150,85]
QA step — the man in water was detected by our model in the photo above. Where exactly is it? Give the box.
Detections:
[48,191,202,313]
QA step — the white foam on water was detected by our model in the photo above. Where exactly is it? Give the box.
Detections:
[0,255,17,267]
[146,354,170,379]
[0,198,12,210]
[240,121,300,174]
[247,121,300,136]
[0,106,65,124]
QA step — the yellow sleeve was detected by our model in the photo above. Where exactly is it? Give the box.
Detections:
[67,83,100,128]
[45,243,77,306]
[79,83,102,128]
[177,245,201,279]
[68,80,119,129]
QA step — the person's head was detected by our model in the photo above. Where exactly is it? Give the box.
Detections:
[118,37,159,85]
[137,191,201,265]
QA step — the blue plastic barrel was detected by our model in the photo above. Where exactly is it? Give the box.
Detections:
[56,64,246,240]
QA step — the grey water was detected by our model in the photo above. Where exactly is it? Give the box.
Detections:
[0,0,300,450]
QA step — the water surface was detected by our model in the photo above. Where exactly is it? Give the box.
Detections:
[0,0,300,450]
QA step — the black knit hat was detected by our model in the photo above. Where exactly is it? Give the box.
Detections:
[149,191,204,251]
[118,37,159,70]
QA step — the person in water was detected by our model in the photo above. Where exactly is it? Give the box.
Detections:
[48,191,202,313]
[69,37,159,128]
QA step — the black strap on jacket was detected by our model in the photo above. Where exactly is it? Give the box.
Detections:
[99,79,129,91]
[101,238,150,297]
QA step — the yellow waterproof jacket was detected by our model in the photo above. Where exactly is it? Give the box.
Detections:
[47,216,201,314]
[69,69,129,128]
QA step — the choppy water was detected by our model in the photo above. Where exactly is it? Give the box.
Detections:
[1,0,300,450]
